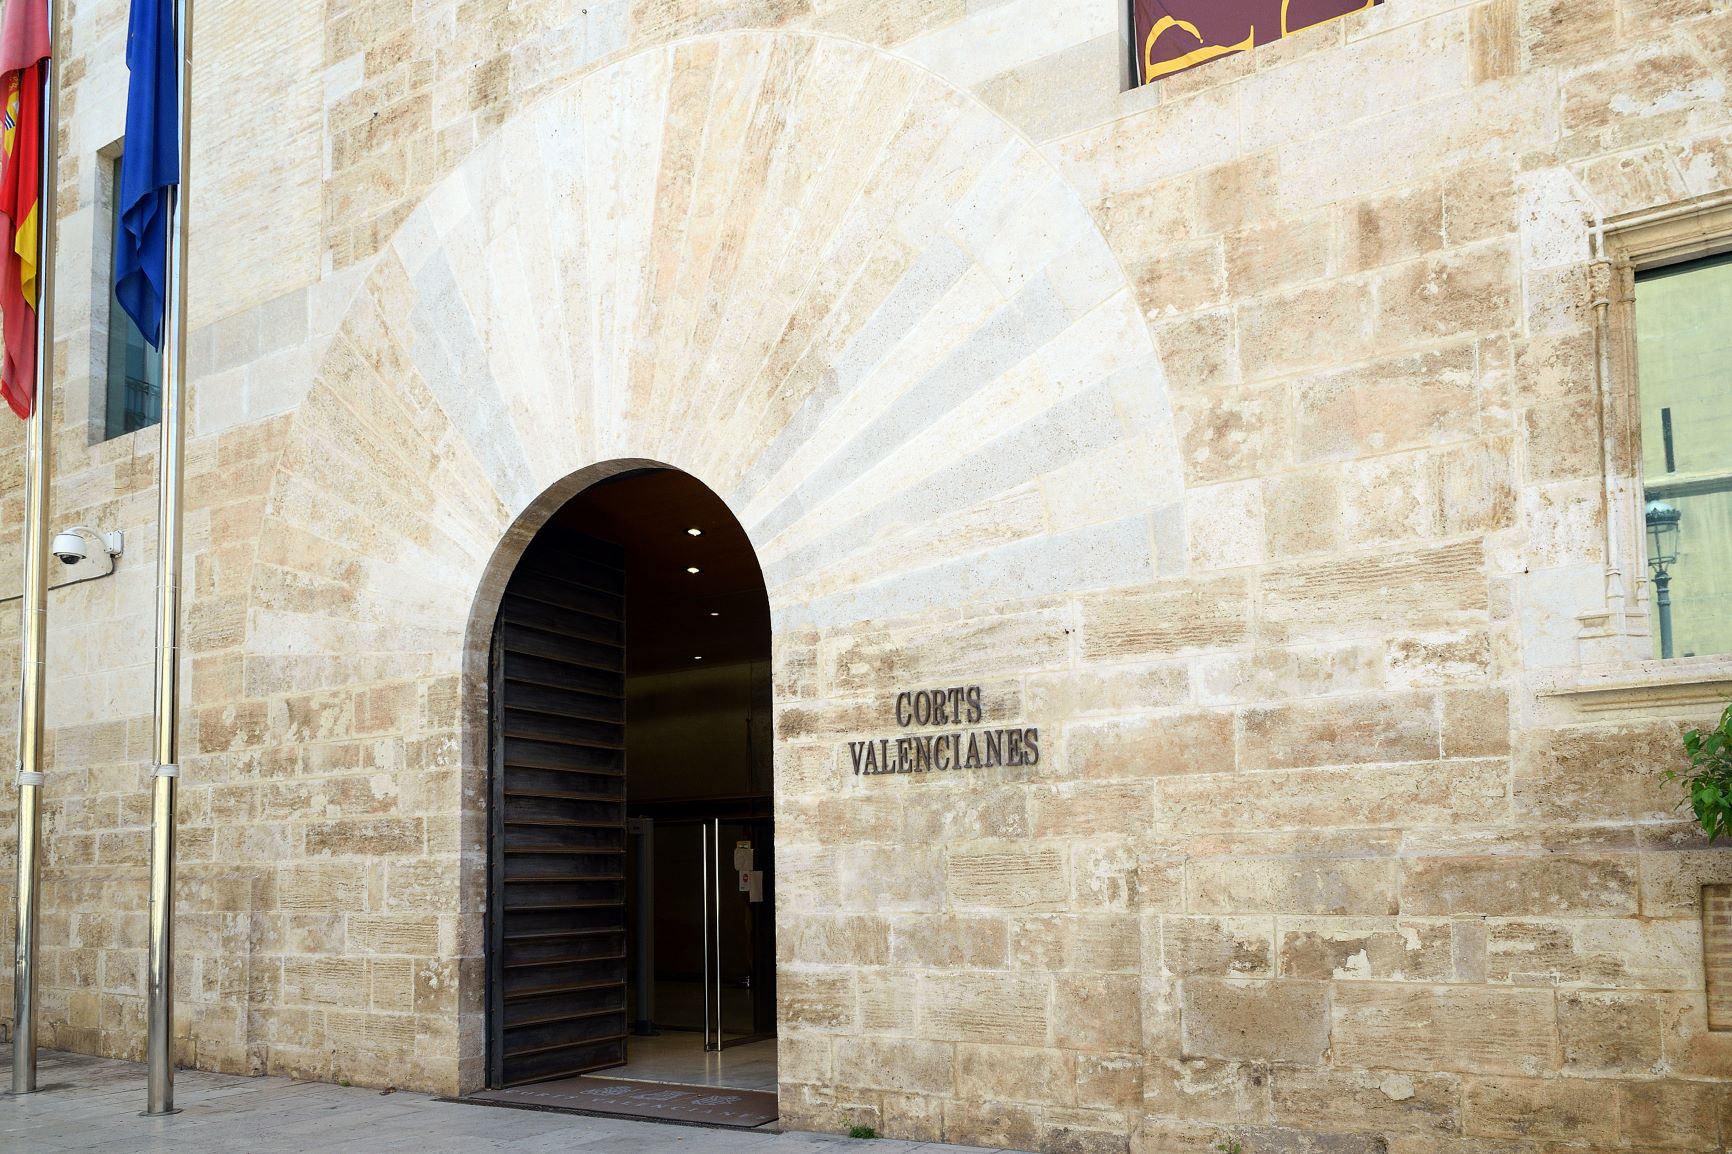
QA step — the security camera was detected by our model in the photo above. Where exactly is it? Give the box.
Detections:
[52,531,87,566]
[49,527,123,568]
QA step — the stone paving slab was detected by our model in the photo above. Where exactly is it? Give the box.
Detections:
[0,1048,1024,1154]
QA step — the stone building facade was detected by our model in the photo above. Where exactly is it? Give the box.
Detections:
[2,0,1732,1151]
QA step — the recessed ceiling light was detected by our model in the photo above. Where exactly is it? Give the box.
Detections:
[709,612,720,617]
[694,655,704,661]
[686,566,701,575]
[687,528,703,537]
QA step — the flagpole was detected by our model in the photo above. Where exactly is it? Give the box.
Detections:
[9,0,58,1099]
[144,0,191,1117]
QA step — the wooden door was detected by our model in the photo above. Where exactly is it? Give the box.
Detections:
[487,530,627,1086]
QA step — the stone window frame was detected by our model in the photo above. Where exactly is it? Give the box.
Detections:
[1541,190,1732,716]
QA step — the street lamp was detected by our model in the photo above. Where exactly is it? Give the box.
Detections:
[1646,499,1682,659]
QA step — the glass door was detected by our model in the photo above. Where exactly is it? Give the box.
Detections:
[702,818,774,1049]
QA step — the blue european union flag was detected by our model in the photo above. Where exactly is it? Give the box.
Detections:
[114,0,176,350]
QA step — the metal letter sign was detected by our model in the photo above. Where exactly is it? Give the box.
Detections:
[847,685,1040,777]
[1133,0,1383,84]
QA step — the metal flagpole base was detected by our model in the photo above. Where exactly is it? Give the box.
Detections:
[139,1108,182,1117]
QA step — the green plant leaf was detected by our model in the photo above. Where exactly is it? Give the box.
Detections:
[1662,700,1732,846]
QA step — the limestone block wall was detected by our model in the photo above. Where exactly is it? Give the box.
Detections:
[0,1,1724,1153]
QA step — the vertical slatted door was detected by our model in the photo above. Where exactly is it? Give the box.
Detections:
[488,530,628,1087]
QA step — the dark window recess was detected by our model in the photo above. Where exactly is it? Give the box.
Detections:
[105,155,161,440]
[1662,406,1676,473]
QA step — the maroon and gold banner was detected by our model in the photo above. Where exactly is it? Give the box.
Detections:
[1134,0,1382,84]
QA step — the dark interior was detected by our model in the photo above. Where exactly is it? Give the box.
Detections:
[487,468,775,1088]
[550,468,773,676]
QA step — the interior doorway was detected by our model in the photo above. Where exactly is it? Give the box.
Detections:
[484,467,775,1098]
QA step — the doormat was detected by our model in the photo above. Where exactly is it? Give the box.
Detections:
[451,1076,779,1129]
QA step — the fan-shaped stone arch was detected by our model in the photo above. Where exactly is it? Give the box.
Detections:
[239,29,1182,1094]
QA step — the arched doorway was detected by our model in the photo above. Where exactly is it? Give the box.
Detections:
[483,466,774,1096]
[241,27,1181,1124]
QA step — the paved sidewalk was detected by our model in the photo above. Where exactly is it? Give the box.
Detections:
[0,1047,1019,1154]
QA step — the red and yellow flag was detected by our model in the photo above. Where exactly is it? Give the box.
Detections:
[0,0,50,419]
